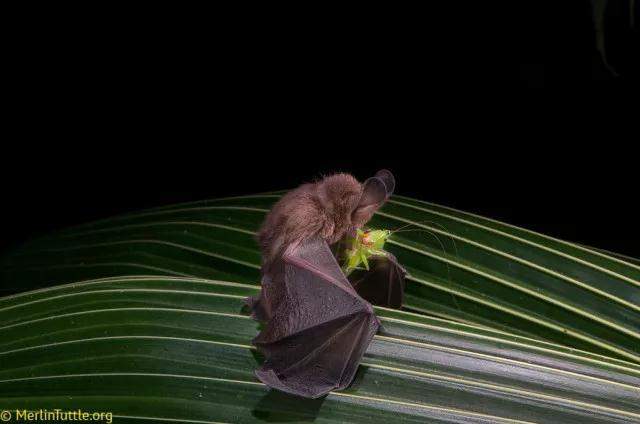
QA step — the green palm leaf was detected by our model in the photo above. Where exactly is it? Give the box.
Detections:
[1,276,639,422]
[2,194,640,421]
[2,194,639,364]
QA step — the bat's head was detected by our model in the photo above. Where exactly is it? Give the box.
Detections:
[318,170,395,244]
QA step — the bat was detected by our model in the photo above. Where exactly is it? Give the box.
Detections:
[246,170,396,398]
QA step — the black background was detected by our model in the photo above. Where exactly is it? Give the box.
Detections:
[2,3,638,258]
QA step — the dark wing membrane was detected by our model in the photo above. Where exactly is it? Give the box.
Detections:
[247,237,380,398]
[349,253,406,309]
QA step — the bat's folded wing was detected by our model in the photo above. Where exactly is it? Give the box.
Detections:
[247,237,380,398]
[348,252,407,309]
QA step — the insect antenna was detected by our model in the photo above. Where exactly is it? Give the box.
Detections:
[388,221,462,312]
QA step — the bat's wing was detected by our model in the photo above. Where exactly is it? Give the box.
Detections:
[247,236,380,398]
[348,253,406,309]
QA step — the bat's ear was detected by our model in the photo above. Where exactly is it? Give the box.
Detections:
[353,170,395,225]
[374,169,395,198]
[352,176,388,226]
[359,177,387,209]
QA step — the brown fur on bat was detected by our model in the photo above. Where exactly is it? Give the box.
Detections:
[257,170,395,264]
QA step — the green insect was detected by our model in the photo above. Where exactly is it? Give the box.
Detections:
[342,228,392,276]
